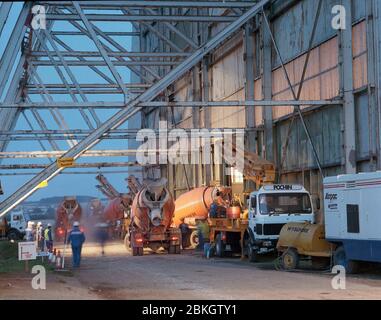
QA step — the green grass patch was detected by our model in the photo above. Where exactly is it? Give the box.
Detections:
[0,241,54,273]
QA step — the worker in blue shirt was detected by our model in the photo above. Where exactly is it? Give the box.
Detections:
[67,221,86,268]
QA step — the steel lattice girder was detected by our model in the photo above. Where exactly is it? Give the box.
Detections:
[0,0,271,216]
[0,100,343,109]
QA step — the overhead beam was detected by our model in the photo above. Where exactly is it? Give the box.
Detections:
[31,51,190,58]
[0,162,142,170]
[31,60,179,66]
[0,100,343,109]
[51,31,140,36]
[0,0,270,216]
[45,14,239,22]
[0,2,12,35]
[41,1,258,8]
[0,170,145,176]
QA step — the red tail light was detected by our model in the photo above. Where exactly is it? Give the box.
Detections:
[171,236,178,241]
[135,238,143,243]
[222,233,226,241]
[58,228,64,235]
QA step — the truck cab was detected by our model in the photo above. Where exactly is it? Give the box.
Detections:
[246,184,314,261]
[5,208,30,240]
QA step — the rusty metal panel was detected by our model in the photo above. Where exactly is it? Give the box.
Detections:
[272,36,339,119]
[210,44,245,128]
[210,89,245,128]
[352,21,368,89]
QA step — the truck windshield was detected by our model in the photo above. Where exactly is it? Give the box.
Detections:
[258,193,312,215]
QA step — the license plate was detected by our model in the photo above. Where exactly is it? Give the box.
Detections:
[263,241,272,247]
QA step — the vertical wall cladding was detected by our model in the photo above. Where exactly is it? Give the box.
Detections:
[210,40,246,129]
[271,36,340,120]
[276,105,342,171]
[271,0,338,67]
[355,93,370,160]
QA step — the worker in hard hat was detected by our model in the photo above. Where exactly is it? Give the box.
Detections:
[37,222,44,252]
[25,221,36,241]
[67,221,86,268]
[44,224,53,252]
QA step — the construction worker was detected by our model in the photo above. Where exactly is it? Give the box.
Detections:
[95,222,108,256]
[37,222,44,251]
[67,221,86,268]
[25,221,36,241]
[209,201,219,218]
[44,224,53,252]
[179,219,189,249]
[196,219,210,251]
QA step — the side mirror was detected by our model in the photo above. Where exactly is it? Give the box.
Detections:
[316,198,321,211]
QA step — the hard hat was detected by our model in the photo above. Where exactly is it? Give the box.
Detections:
[37,221,42,226]
[73,221,80,227]
[47,223,52,227]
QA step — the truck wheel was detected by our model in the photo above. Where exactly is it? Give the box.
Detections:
[247,244,258,263]
[189,230,199,249]
[132,247,138,256]
[215,233,225,258]
[281,248,299,270]
[333,246,358,274]
[7,230,20,241]
[138,247,144,256]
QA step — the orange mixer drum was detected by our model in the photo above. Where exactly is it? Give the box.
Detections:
[56,198,82,230]
[104,195,132,221]
[173,186,231,226]
[131,183,175,233]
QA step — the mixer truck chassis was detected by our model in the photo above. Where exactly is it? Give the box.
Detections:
[127,227,181,256]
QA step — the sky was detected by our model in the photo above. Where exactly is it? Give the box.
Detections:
[0,2,142,201]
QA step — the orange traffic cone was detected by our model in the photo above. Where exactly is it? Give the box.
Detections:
[56,250,62,269]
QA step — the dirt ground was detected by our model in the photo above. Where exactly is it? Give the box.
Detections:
[1,241,381,300]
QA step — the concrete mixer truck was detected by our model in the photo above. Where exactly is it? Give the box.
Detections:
[173,186,232,248]
[126,178,180,256]
[55,197,82,241]
[95,174,137,239]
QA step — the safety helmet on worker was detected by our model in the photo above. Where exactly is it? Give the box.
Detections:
[73,221,80,227]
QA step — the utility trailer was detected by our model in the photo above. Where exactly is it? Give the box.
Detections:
[324,172,381,273]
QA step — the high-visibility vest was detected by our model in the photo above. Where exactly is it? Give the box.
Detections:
[44,228,50,240]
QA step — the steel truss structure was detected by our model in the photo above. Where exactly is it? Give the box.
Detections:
[0,0,345,216]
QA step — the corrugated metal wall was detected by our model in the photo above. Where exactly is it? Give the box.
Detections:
[137,0,379,204]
